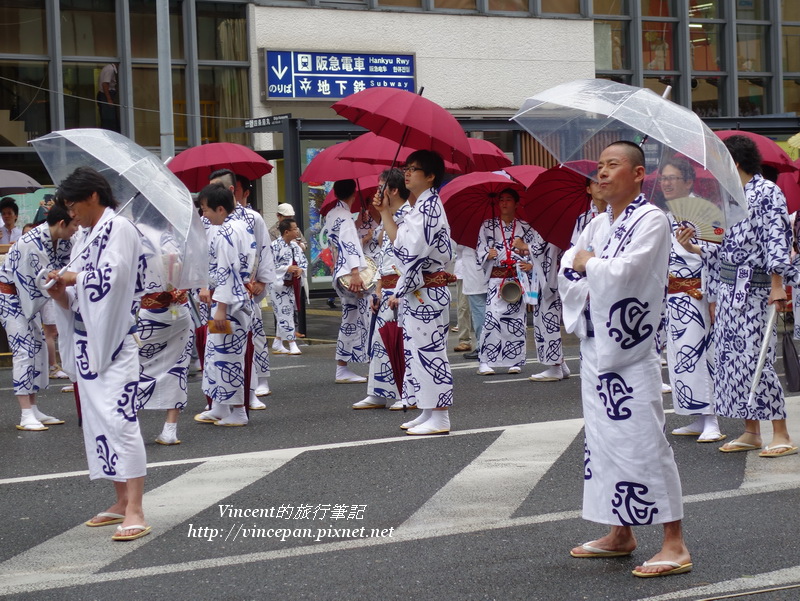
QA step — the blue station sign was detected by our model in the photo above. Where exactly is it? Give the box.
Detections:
[262,50,416,100]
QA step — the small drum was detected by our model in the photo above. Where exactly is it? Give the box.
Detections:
[499,279,523,303]
[338,256,379,294]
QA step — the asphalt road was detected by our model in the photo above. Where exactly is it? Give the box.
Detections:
[1,303,799,601]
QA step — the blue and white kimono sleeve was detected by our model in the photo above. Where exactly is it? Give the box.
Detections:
[322,201,366,282]
[61,208,143,374]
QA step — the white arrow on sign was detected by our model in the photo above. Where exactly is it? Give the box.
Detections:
[271,55,288,80]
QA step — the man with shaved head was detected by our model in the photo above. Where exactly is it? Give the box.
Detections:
[559,141,691,579]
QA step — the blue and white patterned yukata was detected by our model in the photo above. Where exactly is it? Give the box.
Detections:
[665,218,714,417]
[393,189,454,409]
[705,174,792,421]
[233,204,276,385]
[0,223,71,394]
[367,202,410,400]
[270,237,307,341]
[530,236,565,368]
[560,195,683,526]
[54,208,147,482]
[202,214,256,406]
[322,200,369,364]
[476,217,537,370]
[135,231,193,413]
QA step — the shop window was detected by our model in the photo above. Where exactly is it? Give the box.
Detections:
[738,77,767,116]
[196,2,247,62]
[690,22,722,72]
[132,65,187,147]
[692,76,723,118]
[640,0,673,17]
[595,20,628,71]
[61,0,117,57]
[643,21,675,71]
[0,61,50,146]
[0,1,47,55]
[198,66,248,145]
[129,0,184,60]
[737,24,768,72]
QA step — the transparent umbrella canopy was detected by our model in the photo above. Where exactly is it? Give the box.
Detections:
[512,79,748,232]
[31,128,208,290]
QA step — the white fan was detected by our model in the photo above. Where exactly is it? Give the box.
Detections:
[666,196,725,243]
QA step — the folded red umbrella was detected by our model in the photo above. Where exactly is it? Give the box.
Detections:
[300,141,384,184]
[715,130,797,174]
[336,132,463,173]
[331,88,473,172]
[378,319,405,400]
[441,172,525,248]
[521,165,591,251]
[168,142,273,192]
[466,138,512,172]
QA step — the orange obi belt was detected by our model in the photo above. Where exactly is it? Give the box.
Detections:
[0,281,17,295]
[422,271,457,288]
[141,289,189,309]
[380,273,399,289]
[668,276,702,300]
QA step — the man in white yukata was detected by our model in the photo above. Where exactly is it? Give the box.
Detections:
[0,204,76,430]
[47,167,151,541]
[352,167,412,410]
[375,150,455,436]
[194,183,257,427]
[475,188,537,376]
[210,169,276,407]
[322,179,369,384]
[270,218,307,355]
[135,228,195,446]
[560,142,691,577]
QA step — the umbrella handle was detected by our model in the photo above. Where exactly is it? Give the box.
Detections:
[40,266,67,291]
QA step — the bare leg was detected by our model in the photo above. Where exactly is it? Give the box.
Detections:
[116,477,147,535]
[719,418,762,451]
[633,520,691,574]
[570,525,637,556]
[16,393,33,410]
[165,408,179,424]
[763,419,794,454]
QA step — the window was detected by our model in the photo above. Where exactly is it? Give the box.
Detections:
[783,0,800,21]
[541,0,579,14]
[198,66,248,144]
[783,25,800,72]
[379,0,423,6]
[0,60,50,146]
[63,62,112,130]
[0,1,47,55]
[61,0,117,57]
[129,0,185,60]
[783,78,800,114]
[737,0,767,20]
[487,0,527,12]
[692,76,723,117]
[737,24,768,72]
[688,0,720,19]
[640,0,673,17]
[738,77,766,116]
[690,22,722,72]
[594,0,627,16]
[132,66,187,147]
[196,2,247,62]
[595,20,628,71]
[643,21,675,71]
[433,0,477,10]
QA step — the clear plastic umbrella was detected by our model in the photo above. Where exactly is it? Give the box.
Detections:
[512,79,748,232]
[30,128,207,290]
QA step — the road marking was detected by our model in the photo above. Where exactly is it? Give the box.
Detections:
[1,399,798,596]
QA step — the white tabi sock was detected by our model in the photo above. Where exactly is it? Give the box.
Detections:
[162,422,178,437]
[401,409,432,429]
[425,410,450,431]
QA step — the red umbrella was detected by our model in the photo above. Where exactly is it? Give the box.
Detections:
[336,132,463,173]
[320,174,379,216]
[466,138,512,172]
[501,165,547,189]
[715,130,797,174]
[521,165,592,251]
[378,318,405,400]
[777,170,800,214]
[331,88,473,172]
[168,142,273,192]
[440,172,525,248]
[300,141,384,184]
